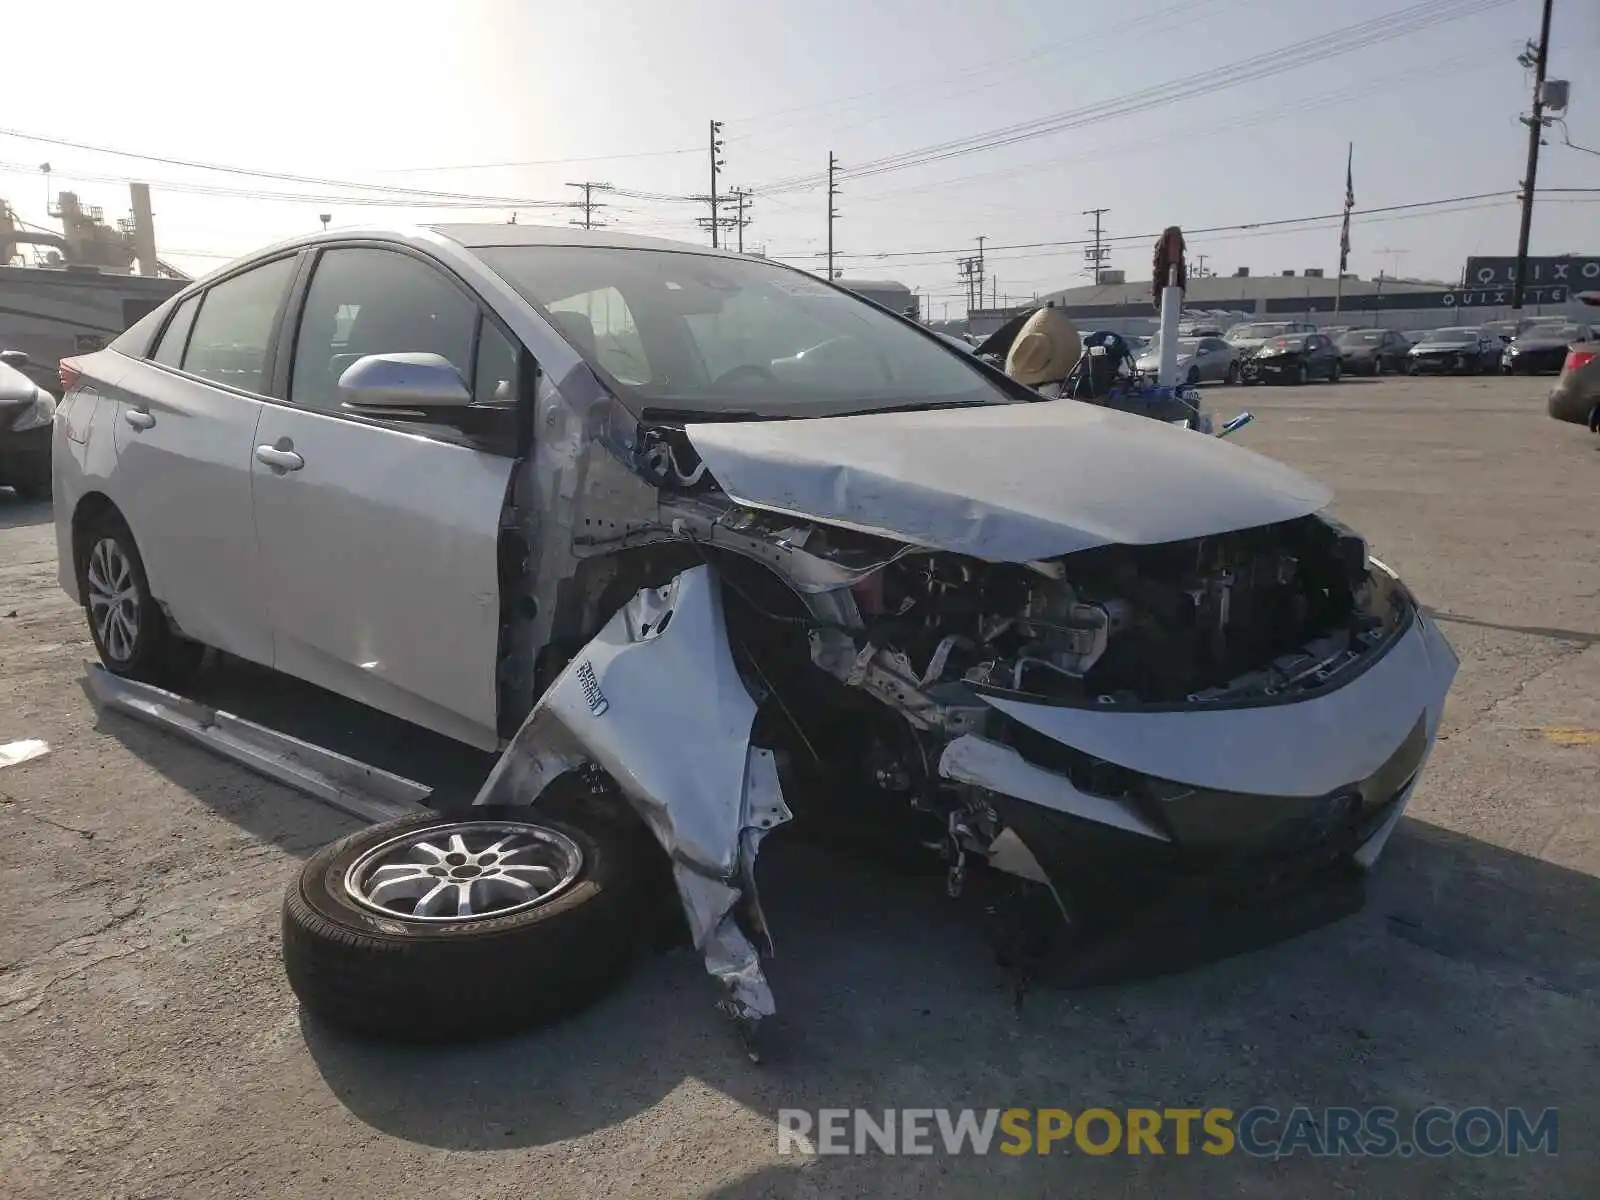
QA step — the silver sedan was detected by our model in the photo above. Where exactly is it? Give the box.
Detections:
[1135,335,1240,385]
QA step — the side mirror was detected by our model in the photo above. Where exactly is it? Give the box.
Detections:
[338,352,472,416]
[0,349,28,368]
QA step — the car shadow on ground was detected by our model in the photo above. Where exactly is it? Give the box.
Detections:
[79,654,496,857]
[1425,608,1600,648]
[300,817,1598,1194]
[0,490,51,531]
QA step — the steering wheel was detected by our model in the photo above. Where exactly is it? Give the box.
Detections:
[712,364,780,388]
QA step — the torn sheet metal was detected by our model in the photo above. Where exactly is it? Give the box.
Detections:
[684,400,1332,562]
[473,564,792,1024]
[0,739,49,769]
[83,664,431,824]
[976,609,1459,800]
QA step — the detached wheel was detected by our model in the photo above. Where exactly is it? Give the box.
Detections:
[77,511,204,688]
[282,804,643,1042]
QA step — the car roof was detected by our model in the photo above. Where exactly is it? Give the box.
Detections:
[428,222,741,258]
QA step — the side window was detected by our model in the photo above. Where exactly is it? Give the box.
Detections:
[181,257,297,393]
[474,319,520,406]
[291,247,478,413]
[546,286,652,385]
[151,295,200,367]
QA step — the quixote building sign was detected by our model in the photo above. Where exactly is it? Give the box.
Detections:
[1462,255,1600,288]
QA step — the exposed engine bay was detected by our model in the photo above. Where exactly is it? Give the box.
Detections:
[480,392,1453,1050]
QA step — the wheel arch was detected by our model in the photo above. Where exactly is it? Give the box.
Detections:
[70,491,128,582]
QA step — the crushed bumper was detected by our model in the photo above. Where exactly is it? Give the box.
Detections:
[943,600,1457,955]
[472,565,792,1032]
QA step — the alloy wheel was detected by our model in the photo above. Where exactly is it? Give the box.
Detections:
[344,820,585,923]
[85,537,141,663]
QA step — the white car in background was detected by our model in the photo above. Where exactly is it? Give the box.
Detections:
[1135,334,1241,384]
[50,224,1456,1049]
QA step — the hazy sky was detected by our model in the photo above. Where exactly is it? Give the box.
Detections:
[2,0,1596,313]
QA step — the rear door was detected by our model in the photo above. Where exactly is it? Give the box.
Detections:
[251,244,520,749]
[107,255,299,665]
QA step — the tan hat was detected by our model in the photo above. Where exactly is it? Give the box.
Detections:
[1004,307,1082,386]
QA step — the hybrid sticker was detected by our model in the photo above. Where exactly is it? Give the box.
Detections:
[575,660,609,716]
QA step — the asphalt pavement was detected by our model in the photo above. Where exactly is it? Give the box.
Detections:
[0,373,1595,1199]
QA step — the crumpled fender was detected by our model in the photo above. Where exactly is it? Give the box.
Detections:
[471,564,791,1024]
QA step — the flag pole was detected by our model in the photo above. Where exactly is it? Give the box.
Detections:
[1334,142,1352,317]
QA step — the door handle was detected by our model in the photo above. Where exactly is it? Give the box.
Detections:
[124,407,155,431]
[255,444,304,472]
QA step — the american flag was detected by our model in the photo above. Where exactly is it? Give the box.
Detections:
[1339,143,1354,274]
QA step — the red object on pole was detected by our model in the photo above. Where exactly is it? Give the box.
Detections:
[1152,226,1187,308]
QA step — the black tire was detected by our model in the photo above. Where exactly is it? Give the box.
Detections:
[1225,362,1240,385]
[1293,363,1308,386]
[1328,360,1342,383]
[76,510,205,688]
[283,803,644,1042]
[1185,366,1201,385]
[1372,359,1384,377]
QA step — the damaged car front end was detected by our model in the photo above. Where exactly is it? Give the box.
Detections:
[477,326,1457,1039]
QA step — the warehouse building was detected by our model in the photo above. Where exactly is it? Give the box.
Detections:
[964,255,1594,338]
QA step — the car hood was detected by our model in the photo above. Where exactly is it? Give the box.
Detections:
[683,401,1333,562]
[1511,337,1573,351]
[1413,341,1475,352]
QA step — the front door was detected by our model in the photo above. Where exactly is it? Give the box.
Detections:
[251,245,520,749]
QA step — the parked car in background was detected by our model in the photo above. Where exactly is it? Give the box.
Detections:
[0,351,55,500]
[1407,326,1501,375]
[1240,332,1342,385]
[1548,293,1600,433]
[1319,326,1352,340]
[1501,322,1594,375]
[1402,330,1431,348]
[1133,334,1239,384]
[1223,321,1317,358]
[1484,316,1568,342]
[1336,329,1411,376]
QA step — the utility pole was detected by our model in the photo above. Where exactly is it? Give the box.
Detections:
[1512,0,1555,312]
[826,152,840,279]
[1193,253,1209,278]
[566,181,611,230]
[956,235,986,314]
[708,120,726,248]
[729,188,751,253]
[1083,207,1110,282]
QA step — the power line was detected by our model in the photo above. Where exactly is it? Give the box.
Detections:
[0,126,576,208]
[752,0,1514,194]
[784,189,1600,265]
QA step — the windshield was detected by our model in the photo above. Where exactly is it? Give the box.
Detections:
[475,245,1011,418]
[1338,331,1386,346]
[1421,327,1480,343]
[1226,324,1294,342]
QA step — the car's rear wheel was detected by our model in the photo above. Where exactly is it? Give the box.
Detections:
[282,803,645,1042]
[76,512,205,688]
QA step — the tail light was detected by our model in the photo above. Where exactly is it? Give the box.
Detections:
[58,357,83,393]
[1563,349,1596,374]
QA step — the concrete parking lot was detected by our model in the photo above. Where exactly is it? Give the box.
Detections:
[1,374,1596,1199]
